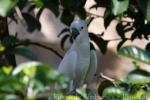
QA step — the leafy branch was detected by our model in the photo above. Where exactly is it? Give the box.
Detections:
[14,40,63,59]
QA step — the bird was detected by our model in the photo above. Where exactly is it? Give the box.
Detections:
[57,19,97,92]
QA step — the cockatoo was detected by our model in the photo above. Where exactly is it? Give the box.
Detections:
[57,19,97,91]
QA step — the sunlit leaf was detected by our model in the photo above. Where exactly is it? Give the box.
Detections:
[98,80,114,96]
[12,61,68,86]
[102,87,129,99]
[76,87,87,99]
[12,61,50,77]
[0,0,18,17]
[65,95,81,100]
[112,0,129,16]
[118,46,150,65]
[0,44,5,52]
[132,89,145,100]
[121,69,150,85]
[2,66,13,75]
[31,0,44,8]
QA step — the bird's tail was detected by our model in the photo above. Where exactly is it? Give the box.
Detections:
[69,80,75,92]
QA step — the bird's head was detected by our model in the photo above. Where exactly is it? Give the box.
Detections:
[70,20,88,40]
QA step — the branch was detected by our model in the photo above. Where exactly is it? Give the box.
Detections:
[14,41,63,59]
[29,42,63,59]
[99,73,115,82]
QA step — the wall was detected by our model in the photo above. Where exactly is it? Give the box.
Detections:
[9,0,150,80]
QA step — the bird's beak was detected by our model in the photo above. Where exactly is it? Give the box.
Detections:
[71,28,79,39]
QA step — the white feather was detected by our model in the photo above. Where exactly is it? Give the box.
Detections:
[57,20,97,91]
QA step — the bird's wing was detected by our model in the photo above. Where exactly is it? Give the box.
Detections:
[58,50,77,79]
[85,48,97,83]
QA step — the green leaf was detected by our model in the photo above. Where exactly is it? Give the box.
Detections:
[102,87,129,99]
[0,44,5,52]
[32,0,44,8]
[112,0,129,16]
[26,79,46,98]
[32,0,59,17]
[98,80,114,96]
[0,94,21,100]
[0,76,25,93]
[0,0,18,17]
[1,66,13,75]
[47,70,60,82]
[86,16,94,27]
[1,36,18,47]
[12,61,50,77]
[132,89,145,100]
[146,0,150,23]
[121,69,150,85]
[13,61,51,86]
[145,91,150,100]
[86,89,95,100]
[47,70,69,88]
[136,0,150,23]
[8,47,38,60]
[65,95,81,100]
[76,87,88,99]
[118,46,150,65]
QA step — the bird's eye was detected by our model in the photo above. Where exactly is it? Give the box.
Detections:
[81,26,84,30]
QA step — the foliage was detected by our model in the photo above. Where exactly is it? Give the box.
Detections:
[98,46,150,100]
[0,0,150,59]
[1,0,150,99]
[0,61,96,99]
